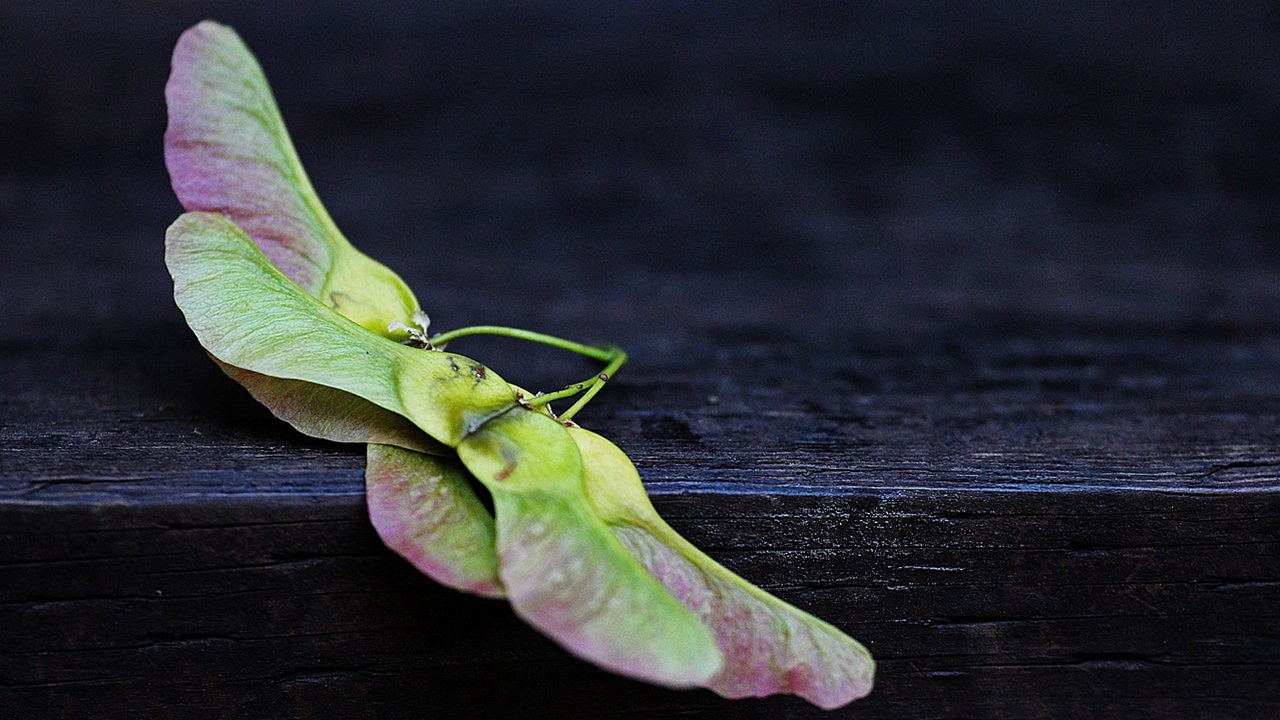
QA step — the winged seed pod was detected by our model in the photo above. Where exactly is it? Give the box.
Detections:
[163,20,874,708]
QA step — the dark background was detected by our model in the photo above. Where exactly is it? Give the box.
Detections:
[7,1,1280,352]
[2,2,1279,718]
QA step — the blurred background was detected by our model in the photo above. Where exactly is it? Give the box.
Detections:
[5,1,1279,368]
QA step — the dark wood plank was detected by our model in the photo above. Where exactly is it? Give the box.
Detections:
[3,492,1276,719]
[2,1,1278,717]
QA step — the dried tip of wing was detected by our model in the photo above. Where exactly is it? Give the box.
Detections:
[366,444,504,598]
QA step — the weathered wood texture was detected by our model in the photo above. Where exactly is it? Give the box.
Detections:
[2,1,1279,718]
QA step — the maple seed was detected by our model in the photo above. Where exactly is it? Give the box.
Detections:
[163,19,875,709]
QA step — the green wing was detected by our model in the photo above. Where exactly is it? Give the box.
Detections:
[165,20,419,337]
[457,408,723,688]
[570,427,875,709]
[165,211,515,447]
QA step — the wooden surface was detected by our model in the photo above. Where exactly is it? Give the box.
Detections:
[2,2,1279,717]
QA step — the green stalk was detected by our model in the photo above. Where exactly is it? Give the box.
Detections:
[558,349,627,421]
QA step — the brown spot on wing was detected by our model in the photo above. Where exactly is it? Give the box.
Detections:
[494,458,517,482]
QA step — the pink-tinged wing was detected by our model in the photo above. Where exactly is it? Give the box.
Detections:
[215,359,446,455]
[366,444,503,598]
[456,408,723,688]
[165,22,420,336]
[611,527,874,709]
[570,427,875,709]
[209,361,502,596]
[165,20,331,293]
